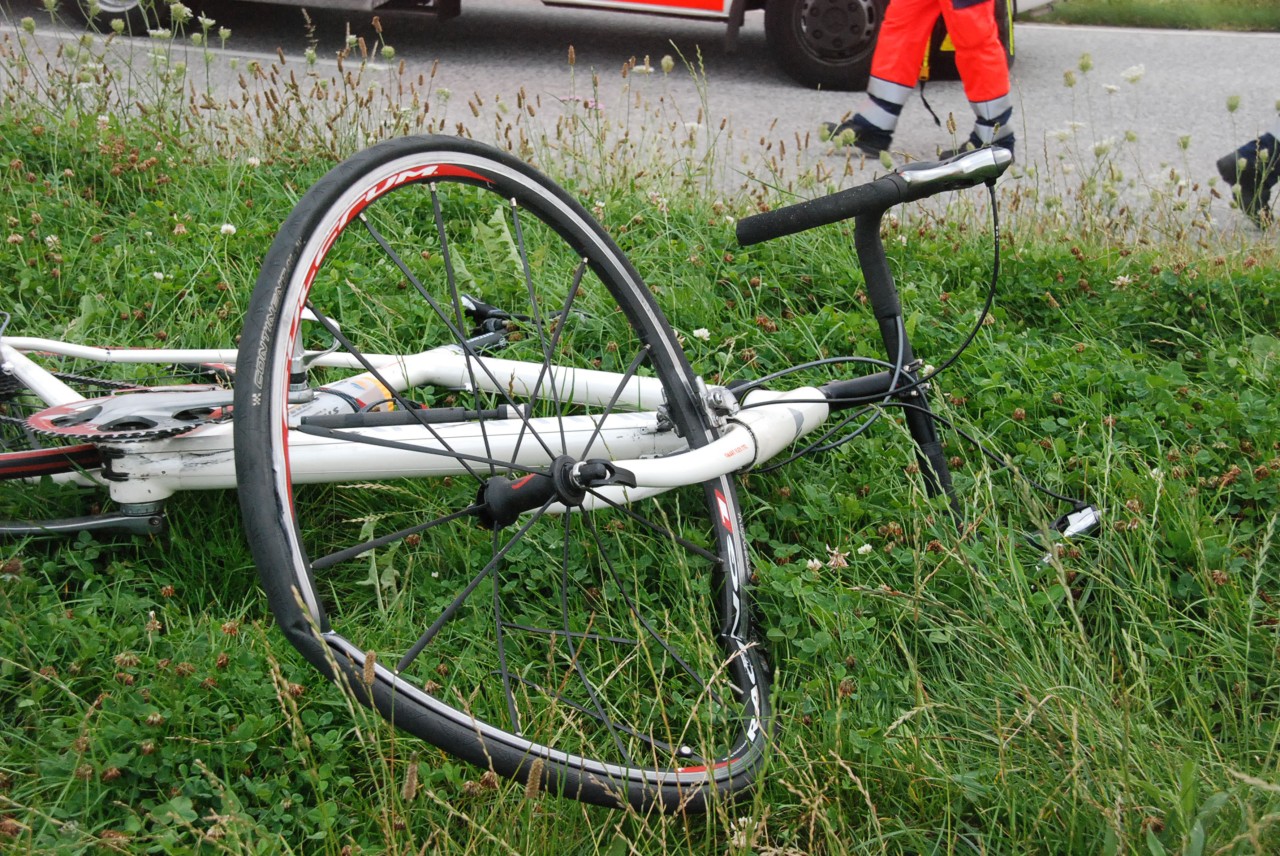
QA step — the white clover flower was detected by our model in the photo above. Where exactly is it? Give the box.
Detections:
[1121,64,1144,84]
[692,327,710,341]
[44,235,59,247]
[219,223,237,236]
[857,543,873,556]
[806,558,823,572]
[1111,275,1133,287]
[198,14,214,27]
[169,2,191,23]
[152,271,165,281]
[147,28,173,40]
[826,545,849,568]
[246,156,261,167]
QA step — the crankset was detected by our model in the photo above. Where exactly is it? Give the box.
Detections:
[26,386,233,442]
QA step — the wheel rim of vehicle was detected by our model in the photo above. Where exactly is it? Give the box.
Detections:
[798,0,878,60]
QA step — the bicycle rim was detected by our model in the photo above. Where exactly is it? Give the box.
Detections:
[233,136,770,811]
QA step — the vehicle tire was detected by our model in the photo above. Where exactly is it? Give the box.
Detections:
[234,136,771,812]
[68,0,169,35]
[924,0,1015,81]
[765,0,888,91]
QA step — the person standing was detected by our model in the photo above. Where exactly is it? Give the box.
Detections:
[822,0,1014,159]
[1217,121,1280,226]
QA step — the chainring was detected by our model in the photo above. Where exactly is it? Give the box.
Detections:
[26,386,234,442]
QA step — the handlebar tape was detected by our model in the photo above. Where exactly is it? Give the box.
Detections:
[735,147,1013,247]
[736,176,908,246]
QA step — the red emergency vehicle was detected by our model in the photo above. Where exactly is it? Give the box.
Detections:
[76,0,1012,90]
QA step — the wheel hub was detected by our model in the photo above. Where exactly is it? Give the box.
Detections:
[800,0,877,57]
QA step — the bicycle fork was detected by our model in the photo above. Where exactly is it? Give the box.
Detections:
[821,214,959,520]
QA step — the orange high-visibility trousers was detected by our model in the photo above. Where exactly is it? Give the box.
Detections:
[871,0,1008,104]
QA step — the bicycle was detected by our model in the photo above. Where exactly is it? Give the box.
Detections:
[1,135,1097,812]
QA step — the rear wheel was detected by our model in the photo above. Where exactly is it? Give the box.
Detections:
[233,136,770,811]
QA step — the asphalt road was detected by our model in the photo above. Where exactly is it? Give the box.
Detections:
[2,1,1278,222]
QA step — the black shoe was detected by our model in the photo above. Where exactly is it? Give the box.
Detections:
[820,119,892,157]
[938,132,1015,162]
[1217,133,1278,226]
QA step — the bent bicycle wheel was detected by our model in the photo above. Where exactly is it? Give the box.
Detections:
[234,136,770,811]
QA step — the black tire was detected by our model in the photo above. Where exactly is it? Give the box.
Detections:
[233,136,770,812]
[924,0,1014,81]
[68,0,168,35]
[765,0,888,91]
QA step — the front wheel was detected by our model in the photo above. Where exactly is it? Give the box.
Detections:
[765,0,888,91]
[233,136,771,812]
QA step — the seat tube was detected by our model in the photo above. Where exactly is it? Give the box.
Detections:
[854,214,959,519]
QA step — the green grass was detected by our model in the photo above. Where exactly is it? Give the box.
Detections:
[1026,0,1280,32]
[2,9,1280,855]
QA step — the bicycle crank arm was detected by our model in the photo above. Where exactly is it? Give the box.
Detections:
[0,505,166,538]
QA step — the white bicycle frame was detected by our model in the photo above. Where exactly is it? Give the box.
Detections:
[2,335,830,509]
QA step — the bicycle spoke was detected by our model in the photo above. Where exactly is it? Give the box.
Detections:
[293,422,531,477]
[583,512,728,711]
[300,300,489,486]
[559,512,633,763]
[356,207,557,463]
[582,486,722,564]
[396,498,554,674]
[579,345,651,461]
[309,503,482,572]
[509,254,588,463]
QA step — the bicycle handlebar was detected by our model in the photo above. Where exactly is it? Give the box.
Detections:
[735,147,1013,246]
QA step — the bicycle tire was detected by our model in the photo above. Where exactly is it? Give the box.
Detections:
[234,135,770,812]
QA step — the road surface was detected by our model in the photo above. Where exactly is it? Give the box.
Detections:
[2,1,1277,224]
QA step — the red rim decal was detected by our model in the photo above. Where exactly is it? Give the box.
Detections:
[714,488,734,533]
[306,162,493,288]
